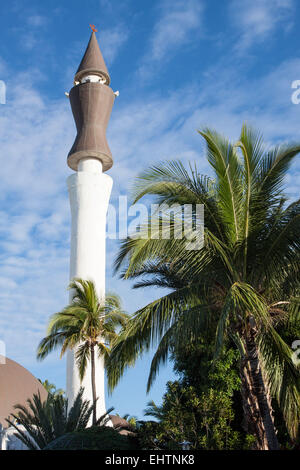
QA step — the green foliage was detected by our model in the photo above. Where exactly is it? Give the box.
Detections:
[38,379,64,398]
[197,389,241,450]
[140,383,245,450]
[134,420,162,450]
[43,426,139,450]
[173,341,241,395]
[108,125,300,443]
[5,388,95,450]
[137,343,253,450]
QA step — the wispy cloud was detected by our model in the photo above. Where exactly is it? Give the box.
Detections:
[150,0,203,61]
[0,74,72,366]
[138,0,204,79]
[27,14,48,27]
[229,0,294,51]
[15,13,49,51]
[99,25,129,65]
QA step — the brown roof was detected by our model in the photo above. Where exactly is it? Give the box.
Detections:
[109,414,130,429]
[75,32,110,85]
[109,415,135,436]
[0,356,48,428]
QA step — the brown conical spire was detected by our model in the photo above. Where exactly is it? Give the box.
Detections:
[74,32,110,85]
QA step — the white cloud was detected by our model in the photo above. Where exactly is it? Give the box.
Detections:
[98,25,129,65]
[0,75,73,367]
[138,0,204,79]
[27,15,47,27]
[229,0,294,50]
[151,0,203,61]
[20,33,38,51]
[14,14,49,51]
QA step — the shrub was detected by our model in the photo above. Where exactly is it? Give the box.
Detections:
[43,426,139,450]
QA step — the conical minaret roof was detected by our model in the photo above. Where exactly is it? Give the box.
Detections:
[74,32,110,85]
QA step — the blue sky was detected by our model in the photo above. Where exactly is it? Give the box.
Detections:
[0,0,300,419]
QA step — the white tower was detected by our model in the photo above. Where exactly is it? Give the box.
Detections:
[66,29,116,419]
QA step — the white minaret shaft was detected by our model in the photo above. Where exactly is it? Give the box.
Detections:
[66,29,116,421]
[66,158,112,418]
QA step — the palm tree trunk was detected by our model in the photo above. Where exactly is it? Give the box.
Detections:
[90,344,97,426]
[240,326,279,450]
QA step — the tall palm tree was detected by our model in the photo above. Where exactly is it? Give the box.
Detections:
[107,125,300,450]
[5,388,111,450]
[37,279,128,425]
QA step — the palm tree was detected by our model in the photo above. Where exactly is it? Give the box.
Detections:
[144,400,165,422]
[107,125,300,450]
[38,379,64,398]
[121,414,138,429]
[37,278,128,425]
[5,388,111,450]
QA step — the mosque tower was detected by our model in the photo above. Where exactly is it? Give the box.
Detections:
[66,28,116,418]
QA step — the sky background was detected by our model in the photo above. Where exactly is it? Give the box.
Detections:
[0,0,300,419]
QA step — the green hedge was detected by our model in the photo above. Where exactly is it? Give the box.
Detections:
[43,426,139,450]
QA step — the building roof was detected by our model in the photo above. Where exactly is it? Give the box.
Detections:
[109,415,130,429]
[0,356,48,428]
[75,32,110,85]
[109,415,134,436]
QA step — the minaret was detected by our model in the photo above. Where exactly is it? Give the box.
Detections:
[66,29,115,419]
